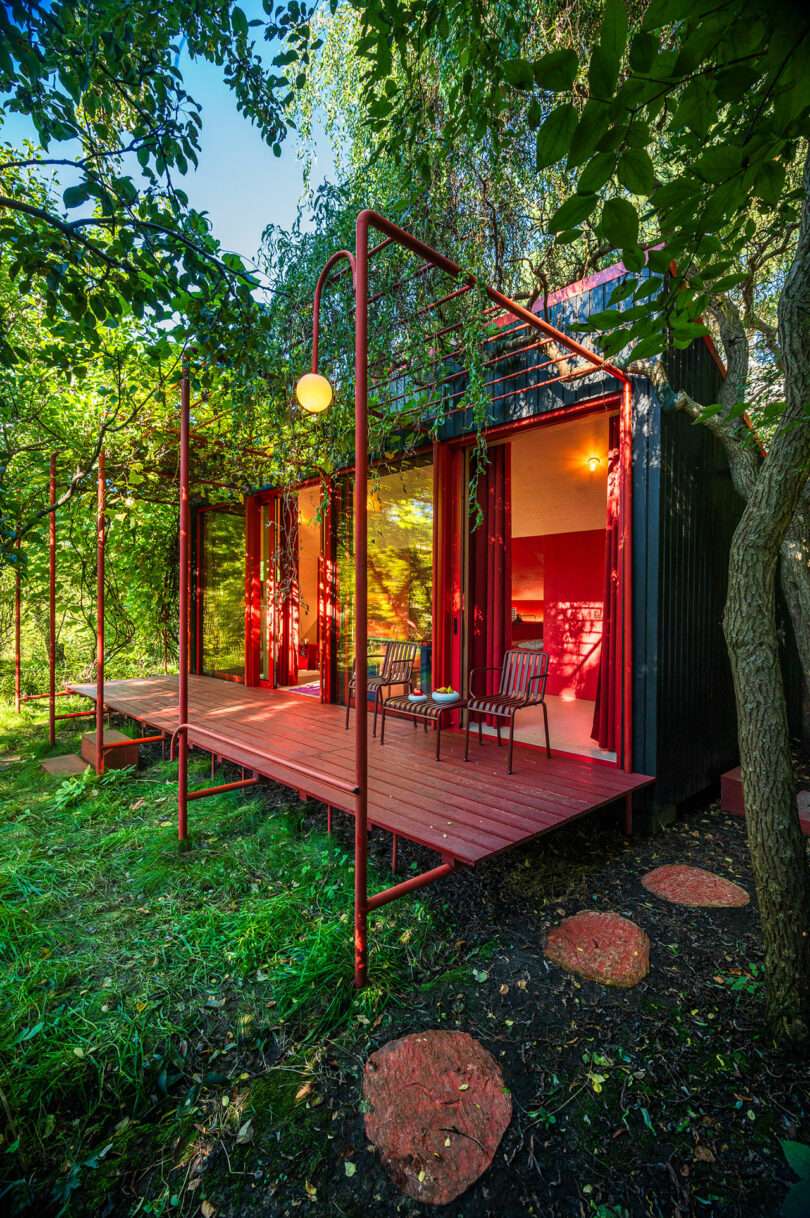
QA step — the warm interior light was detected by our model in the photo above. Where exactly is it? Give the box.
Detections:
[586,455,601,472]
[295,372,333,414]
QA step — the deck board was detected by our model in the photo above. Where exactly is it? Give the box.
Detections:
[69,675,654,866]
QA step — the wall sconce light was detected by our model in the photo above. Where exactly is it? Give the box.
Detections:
[586,455,602,473]
[295,372,333,414]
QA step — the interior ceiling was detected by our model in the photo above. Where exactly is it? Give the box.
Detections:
[509,412,612,538]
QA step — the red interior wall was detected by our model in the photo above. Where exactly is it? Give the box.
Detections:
[512,529,605,700]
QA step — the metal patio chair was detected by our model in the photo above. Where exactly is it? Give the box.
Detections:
[345,640,419,737]
[465,647,551,774]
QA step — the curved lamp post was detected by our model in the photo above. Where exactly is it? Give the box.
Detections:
[299,232,371,989]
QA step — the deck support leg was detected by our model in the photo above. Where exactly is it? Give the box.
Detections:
[95,450,106,776]
[353,217,369,991]
[391,833,398,874]
[327,806,333,834]
[624,792,633,836]
[14,537,21,714]
[48,453,56,748]
[210,752,215,779]
[177,366,190,853]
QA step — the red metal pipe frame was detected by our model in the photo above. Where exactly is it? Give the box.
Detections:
[354,215,369,990]
[187,775,259,801]
[102,733,165,750]
[620,380,634,773]
[303,211,633,989]
[169,721,358,794]
[178,368,191,849]
[367,861,456,911]
[48,454,56,747]
[14,537,21,713]
[95,451,106,775]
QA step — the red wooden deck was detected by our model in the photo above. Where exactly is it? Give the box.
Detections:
[69,675,654,867]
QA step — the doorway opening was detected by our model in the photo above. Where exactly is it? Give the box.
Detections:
[464,411,617,762]
[258,485,324,695]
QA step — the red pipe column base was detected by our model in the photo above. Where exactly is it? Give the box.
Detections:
[178,732,191,853]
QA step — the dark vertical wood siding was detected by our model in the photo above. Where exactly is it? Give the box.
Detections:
[655,346,742,803]
[630,378,660,779]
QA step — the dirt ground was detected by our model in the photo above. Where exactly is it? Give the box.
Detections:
[201,796,810,1218]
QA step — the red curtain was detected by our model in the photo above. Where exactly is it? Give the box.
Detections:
[468,443,512,697]
[276,494,299,686]
[592,415,620,752]
[432,444,464,692]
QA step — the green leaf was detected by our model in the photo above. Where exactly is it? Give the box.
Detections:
[783,1179,810,1218]
[589,44,620,100]
[782,1141,810,1182]
[532,49,579,92]
[568,100,612,167]
[618,147,655,195]
[231,5,248,37]
[626,334,664,361]
[695,144,743,183]
[600,197,639,248]
[549,193,599,233]
[63,183,91,209]
[577,151,615,194]
[621,244,645,272]
[535,103,577,170]
[629,31,657,73]
[503,58,534,90]
[671,78,715,136]
[754,160,786,206]
[600,0,628,60]
[642,0,695,30]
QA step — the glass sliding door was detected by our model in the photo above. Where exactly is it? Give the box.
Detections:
[199,508,245,682]
[335,459,434,701]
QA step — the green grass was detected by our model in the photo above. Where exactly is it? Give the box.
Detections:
[0,702,438,1216]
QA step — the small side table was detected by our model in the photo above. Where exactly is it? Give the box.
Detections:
[379,693,467,761]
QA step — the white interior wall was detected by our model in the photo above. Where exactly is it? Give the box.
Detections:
[509,413,611,537]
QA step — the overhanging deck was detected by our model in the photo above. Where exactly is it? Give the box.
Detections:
[69,675,653,866]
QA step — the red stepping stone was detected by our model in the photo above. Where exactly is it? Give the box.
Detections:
[363,1030,511,1205]
[641,864,749,908]
[544,911,650,988]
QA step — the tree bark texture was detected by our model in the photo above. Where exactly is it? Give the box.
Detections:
[723,147,810,1043]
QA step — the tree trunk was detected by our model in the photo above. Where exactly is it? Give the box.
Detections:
[722,148,810,1044]
[779,486,810,742]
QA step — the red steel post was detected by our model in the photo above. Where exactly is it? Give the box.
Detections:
[178,366,191,849]
[95,450,106,774]
[48,454,56,747]
[354,213,370,988]
[14,536,21,713]
[620,380,634,773]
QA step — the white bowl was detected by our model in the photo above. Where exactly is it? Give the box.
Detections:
[432,691,460,704]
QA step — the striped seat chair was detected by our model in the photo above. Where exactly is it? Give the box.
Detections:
[345,640,419,737]
[465,647,551,774]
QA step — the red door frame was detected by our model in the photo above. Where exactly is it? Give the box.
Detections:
[432,389,632,772]
[245,485,331,691]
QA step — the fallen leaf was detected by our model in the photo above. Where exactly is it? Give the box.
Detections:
[694,1145,716,1163]
[344,1161,357,1177]
[295,1082,312,1102]
[201,1202,216,1218]
[236,1119,253,1145]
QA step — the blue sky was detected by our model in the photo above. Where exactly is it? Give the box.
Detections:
[1,6,336,263]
